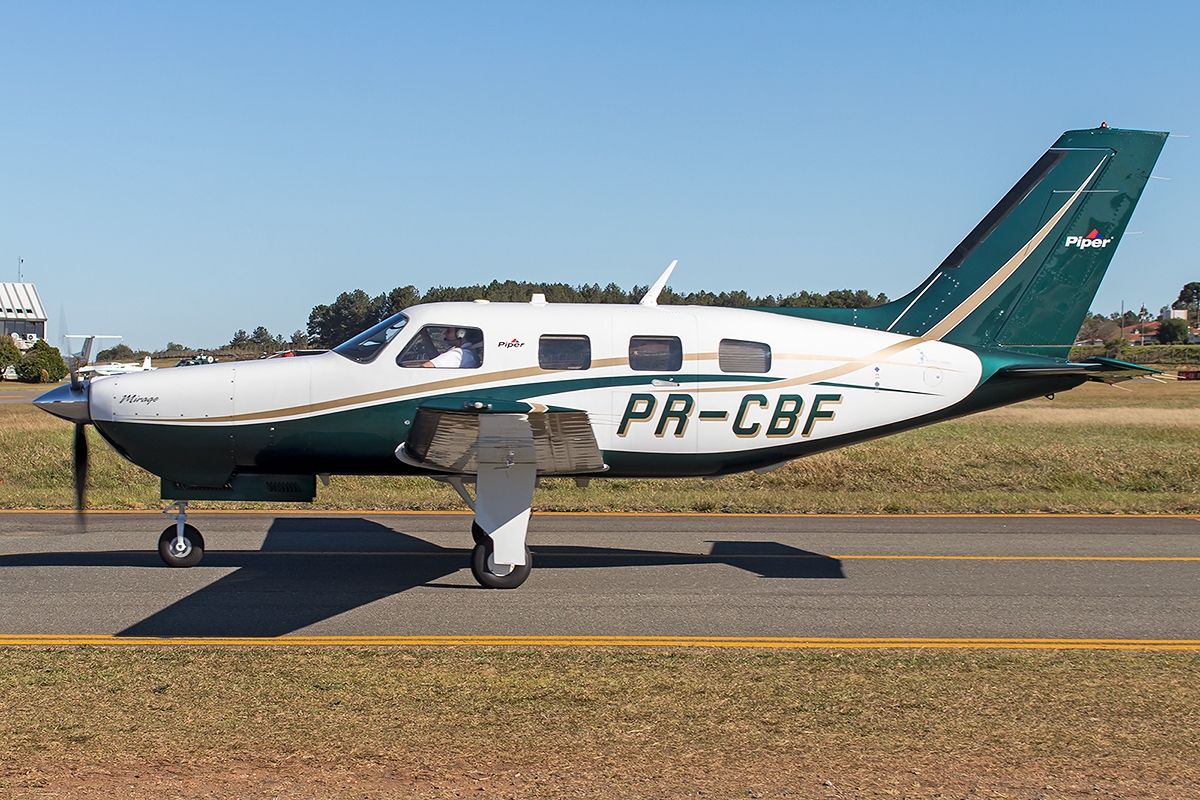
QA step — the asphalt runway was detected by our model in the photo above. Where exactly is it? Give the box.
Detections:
[1,511,1198,645]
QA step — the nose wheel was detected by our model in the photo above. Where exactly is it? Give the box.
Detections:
[158,523,204,567]
[159,500,204,567]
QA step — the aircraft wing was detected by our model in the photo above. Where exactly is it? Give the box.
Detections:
[998,357,1161,385]
[396,397,606,476]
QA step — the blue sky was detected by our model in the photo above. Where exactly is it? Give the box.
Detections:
[2,1,1196,351]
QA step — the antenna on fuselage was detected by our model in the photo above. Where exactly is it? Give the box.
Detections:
[639,260,678,307]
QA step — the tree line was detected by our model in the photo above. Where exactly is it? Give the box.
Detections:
[95,329,309,361]
[303,281,890,349]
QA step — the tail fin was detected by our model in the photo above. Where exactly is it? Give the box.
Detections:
[884,126,1166,356]
[787,126,1167,358]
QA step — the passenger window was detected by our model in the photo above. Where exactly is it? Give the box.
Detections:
[397,326,484,369]
[539,335,591,370]
[719,339,771,373]
[629,335,682,371]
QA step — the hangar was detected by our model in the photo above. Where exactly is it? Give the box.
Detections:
[0,282,47,345]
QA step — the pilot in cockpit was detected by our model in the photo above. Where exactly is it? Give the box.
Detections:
[423,328,482,368]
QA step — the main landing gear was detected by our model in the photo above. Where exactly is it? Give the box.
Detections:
[467,515,532,588]
[449,414,539,589]
[159,501,204,567]
[471,541,532,589]
[458,465,536,589]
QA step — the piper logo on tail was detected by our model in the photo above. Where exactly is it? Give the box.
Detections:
[1064,229,1113,249]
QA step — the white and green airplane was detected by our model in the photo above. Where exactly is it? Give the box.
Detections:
[37,125,1167,589]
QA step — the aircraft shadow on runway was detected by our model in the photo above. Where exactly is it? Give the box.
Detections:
[3,517,843,637]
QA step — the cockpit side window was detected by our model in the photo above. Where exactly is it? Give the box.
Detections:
[332,313,410,364]
[397,326,485,369]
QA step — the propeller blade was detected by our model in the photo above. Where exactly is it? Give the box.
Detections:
[73,422,88,511]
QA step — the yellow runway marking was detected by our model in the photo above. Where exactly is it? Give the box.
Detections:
[0,634,1197,650]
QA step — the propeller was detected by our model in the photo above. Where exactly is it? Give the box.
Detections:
[33,336,99,515]
[66,338,94,514]
[72,418,89,512]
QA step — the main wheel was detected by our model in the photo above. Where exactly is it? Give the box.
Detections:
[158,524,205,568]
[470,540,532,589]
[471,521,488,544]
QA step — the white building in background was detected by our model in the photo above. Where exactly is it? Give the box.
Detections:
[0,283,47,349]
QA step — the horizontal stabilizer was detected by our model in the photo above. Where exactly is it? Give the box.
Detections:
[999,357,1160,384]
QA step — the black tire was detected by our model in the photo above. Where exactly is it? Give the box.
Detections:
[158,524,205,568]
[470,540,531,589]
[471,520,489,544]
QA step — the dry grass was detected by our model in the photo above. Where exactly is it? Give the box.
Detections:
[2,379,1198,513]
[1,647,1198,798]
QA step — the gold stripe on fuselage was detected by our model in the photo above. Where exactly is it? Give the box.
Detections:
[161,337,949,426]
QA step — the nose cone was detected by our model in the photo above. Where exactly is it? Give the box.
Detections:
[34,381,92,424]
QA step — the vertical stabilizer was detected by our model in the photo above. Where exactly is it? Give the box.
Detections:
[881,126,1167,357]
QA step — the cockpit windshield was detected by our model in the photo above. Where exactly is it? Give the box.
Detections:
[332,313,410,364]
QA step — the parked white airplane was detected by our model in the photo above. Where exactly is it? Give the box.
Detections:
[77,355,154,377]
[36,125,1168,588]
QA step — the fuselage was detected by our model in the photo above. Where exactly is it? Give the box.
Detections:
[73,300,1079,487]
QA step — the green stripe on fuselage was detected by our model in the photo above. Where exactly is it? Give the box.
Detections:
[99,372,778,486]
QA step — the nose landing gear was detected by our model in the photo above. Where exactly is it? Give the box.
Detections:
[159,501,204,567]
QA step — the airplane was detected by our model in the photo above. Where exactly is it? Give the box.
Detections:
[35,125,1168,589]
[77,355,155,377]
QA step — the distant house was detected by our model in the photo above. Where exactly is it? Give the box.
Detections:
[1121,321,1159,345]
[0,283,47,347]
[1121,319,1200,345]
